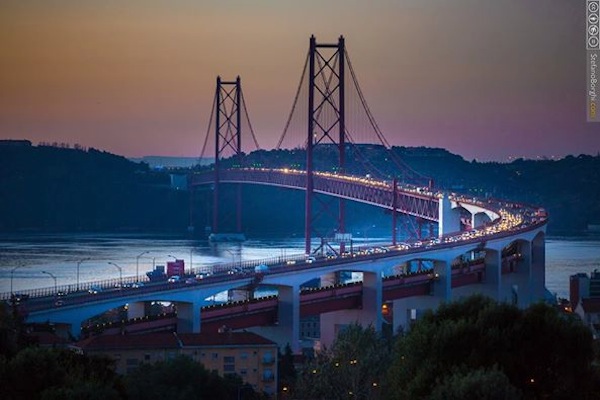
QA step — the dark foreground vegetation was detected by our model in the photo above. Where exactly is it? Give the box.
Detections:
[1,142,599,235]
[0,303,263,400]
[2,295,599,399]
[293,295,600,400]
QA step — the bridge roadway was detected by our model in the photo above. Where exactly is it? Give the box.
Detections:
[192,168,445,221]
[85,255,523,337]
[14,170,546,351]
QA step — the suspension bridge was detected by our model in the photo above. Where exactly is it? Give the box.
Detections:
[9,36,547,352]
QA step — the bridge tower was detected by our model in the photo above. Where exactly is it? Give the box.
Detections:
[305,35,347,254]
[213,76,243,235]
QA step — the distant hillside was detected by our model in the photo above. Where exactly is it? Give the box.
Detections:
[203,145,600,234]
[0,144,188,232]
[1,142,598,235]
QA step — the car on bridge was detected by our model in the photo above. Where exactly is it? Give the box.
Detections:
[88,286,102,295]
[195,272,211,280]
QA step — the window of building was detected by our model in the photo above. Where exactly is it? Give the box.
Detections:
[212,353,219,360]
[144,354,151,361]
[240,352,248,360]
[224,355,235,374]
[224,364,236,372]
[240,368,248,375]
[262,369,274,382]
[262,352,274,364]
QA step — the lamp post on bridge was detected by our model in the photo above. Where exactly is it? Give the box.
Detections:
[76,257,91,292]
[136,251,151,282]
[41,270,57,296]
[10,263,26,296]
[224,249,237,266]
[108,262,123,288]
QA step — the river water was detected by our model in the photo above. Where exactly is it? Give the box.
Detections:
[0,233,598,300]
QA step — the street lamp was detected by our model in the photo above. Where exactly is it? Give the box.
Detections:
[136,251,151,282]
[76,257,91,292]
[10,264,26,296]
[41,270,57,296]
[108,262,123,288]
[225,249,236,266]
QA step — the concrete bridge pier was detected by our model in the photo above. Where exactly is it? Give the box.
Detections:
[531,232,546,301]
[248,284,301,353]
[471,212,490,229]
[176,299,203,333]
[484,248,503,301]
[438,195,461,237]
[392,258,453,334]
[502,241,532,307]
[319,271,383,349]
[454,248,503,302]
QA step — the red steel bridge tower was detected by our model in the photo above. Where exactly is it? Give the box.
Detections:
[213,76,243,235]
[305,35,346,254]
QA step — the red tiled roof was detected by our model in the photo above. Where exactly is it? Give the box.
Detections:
[177,332,276,347]
[76,333,180,351]
[31,331,70,346]
[75,331,276,351]
[581,298,600,314]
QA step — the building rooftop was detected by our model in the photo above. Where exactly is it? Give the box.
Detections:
[76,331,276,351]
[76,332,180,351]
[581,298,600,314]
[178,331,276,347]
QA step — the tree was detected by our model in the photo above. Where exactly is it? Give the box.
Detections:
[386,295,600,400]
[429,367,522,400]
[278,344,296,393]
[124,354,260,400]
[0,347,123,400]
[294,323,390,400]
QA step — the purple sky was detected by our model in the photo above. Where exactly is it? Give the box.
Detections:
[0,0,598,161]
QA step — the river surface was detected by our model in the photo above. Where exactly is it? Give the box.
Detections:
[0,233,598,300]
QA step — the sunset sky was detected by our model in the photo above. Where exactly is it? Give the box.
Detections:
[0,0,597,161]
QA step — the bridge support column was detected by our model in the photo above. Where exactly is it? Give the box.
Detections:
[508,241,532,308]
[177,301,201,333]
[319,271,383,349]
[248,284,300,353]
[432,258,452,301]
[531,232,546,302]
[362,271,383,331]
[483,248,502,301]
[438,195,461,238]
[392,258,452,334]
[127,302,145,320]
[471,212,489,229]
